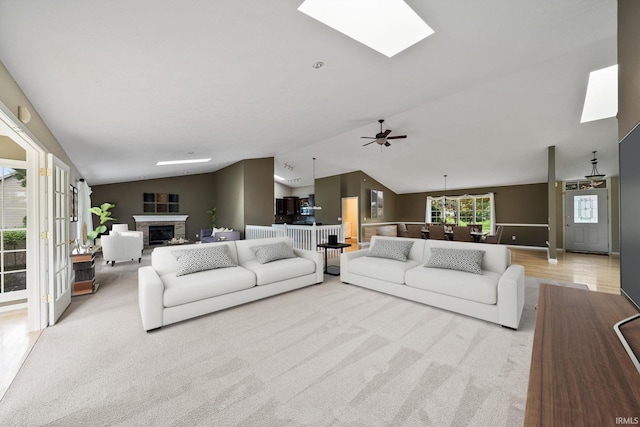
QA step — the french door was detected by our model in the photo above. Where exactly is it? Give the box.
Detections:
[565,188,609,253]
[47,154,71,325]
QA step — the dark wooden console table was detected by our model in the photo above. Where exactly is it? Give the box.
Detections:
[525,284,640,425]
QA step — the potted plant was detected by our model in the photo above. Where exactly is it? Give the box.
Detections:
[207,207,217,229]
[87,202,116,244]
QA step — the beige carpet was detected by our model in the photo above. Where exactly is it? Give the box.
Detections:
[0,250,586,426]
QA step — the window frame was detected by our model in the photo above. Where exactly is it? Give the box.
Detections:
[425,192,495,233]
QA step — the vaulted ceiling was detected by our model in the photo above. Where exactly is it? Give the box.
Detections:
[0,0,618,193]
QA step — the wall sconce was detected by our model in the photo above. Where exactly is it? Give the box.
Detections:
[18,106,31,124]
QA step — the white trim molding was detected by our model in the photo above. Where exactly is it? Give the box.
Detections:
[133,215,188,222]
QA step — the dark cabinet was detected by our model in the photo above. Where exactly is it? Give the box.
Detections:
[284,197,298,215]
[275,198,285,215]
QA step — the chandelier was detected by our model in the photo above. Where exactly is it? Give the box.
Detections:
[585,151,605,181]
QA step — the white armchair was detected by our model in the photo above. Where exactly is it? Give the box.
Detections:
[101,230,143,266]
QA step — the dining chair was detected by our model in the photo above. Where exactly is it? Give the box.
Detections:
[452,225,473,242]
[484,225,504,244]
[427,224,446,240]
[397,222,409,237]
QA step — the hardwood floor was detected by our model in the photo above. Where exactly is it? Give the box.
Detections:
[510,248,620,294]
[0,245,620,401]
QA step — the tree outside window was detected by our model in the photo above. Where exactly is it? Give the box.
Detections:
[425,193,495,233]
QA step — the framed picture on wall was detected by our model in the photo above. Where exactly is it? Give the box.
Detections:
[70,184,78,222]
[370,189,383,219]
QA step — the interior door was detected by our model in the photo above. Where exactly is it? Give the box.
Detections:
[341,197,359,241]
[565,188,609,253]
[47,154,71,325]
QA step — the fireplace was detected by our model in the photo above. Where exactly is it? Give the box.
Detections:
[133,215,189,247]
[149,225,174,245]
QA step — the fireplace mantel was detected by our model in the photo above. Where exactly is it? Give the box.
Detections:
[133,215,188,222]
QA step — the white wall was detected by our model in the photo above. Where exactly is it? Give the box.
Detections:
[274,182,314,199]
[292,185,313,198]
[274,181,292,198]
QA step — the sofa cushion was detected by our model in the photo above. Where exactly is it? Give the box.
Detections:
[172,245,237,276]
[367,239,415,262]
[424,247,485,275]
[347,256,420,284]
[242,257,316,286]
[162,266,256,307]
[250,241,295,264]
[405,266,500,305]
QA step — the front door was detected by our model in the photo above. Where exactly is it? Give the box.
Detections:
[47,154,71,325]
[565,188,609,253]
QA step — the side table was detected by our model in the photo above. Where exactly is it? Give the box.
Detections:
[317,242,351,276]
[71,246,100,296]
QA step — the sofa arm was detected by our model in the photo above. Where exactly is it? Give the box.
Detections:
[293,248,324,283]
[340,248,368,266]
[339,248,369,282]
[497,264,525,329]
[138,266,165,331]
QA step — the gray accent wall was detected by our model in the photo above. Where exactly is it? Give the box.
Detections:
[90,157,275,240]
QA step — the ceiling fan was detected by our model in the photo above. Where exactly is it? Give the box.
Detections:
[361,119,407,147]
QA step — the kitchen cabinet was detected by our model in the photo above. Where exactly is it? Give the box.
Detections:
[284,197,299,215]
[275,198,285,215]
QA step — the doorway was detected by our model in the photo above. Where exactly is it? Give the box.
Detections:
[565,188,609,253]
[0,161,28,312]
[341,197,359,243]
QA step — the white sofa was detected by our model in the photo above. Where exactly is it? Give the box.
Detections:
[340,236,525,329]
[138,236,323,331]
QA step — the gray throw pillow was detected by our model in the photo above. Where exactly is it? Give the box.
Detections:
[172,245,237,277]
[367,239,414,262]
[250,241,295,264]
[425,247,485,274]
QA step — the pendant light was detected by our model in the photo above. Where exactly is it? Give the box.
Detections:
[442,174,447,223]
[311,157,322,210]
[585,151,605,181]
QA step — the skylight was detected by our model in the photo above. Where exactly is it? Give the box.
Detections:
[580,64,618,123]
[298,0,434,58]
[156,158,211,166]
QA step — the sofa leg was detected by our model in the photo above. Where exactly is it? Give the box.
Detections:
[138,258,142,263]
[110,261,115,267]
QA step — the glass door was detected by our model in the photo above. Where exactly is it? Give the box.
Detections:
[0,162,27,309]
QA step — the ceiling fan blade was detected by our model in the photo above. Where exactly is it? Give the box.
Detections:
[382,129,392,137]
[362,140,376,146]
[387,135,407,139]
[384,141,391,147]
[360,136,376,139]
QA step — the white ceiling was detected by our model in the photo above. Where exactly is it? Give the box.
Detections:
[0,0,618,193]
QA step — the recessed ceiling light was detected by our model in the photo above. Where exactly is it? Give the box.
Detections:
[298,0,434,58]
[580,64,618,123]
[156,158,211,166]
[312,61,324,69]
